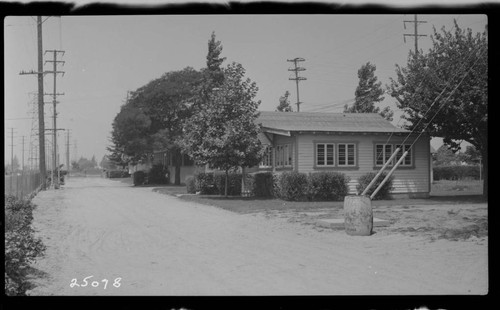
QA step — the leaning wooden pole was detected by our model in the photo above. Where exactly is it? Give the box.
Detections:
[361,147,401,196]
[370,150,409,200]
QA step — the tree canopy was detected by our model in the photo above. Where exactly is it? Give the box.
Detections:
[276,90,293,112]
[180,62,264,196]
[387,20,487,196]
[344,62,393,121]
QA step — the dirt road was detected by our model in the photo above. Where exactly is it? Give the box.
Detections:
[28,176,487,295]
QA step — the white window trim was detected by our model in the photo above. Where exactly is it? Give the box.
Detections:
[259,146,273,168]
[375,143,412,167]
[275,144,293,168]
[316,143,335,167]
[337,143,356,167]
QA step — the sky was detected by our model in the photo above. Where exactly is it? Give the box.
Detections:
[4,13,487,168]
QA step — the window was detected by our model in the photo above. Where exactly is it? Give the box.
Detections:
[275,144,292,168]
[316,143,335,167]
[260,146,272,168]
[395,144,412,166]
[338,143,356,166]
[375,143,412,167]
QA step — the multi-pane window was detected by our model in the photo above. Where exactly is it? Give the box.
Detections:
[395,144,412,166]
[338,143,356,166]
[260,146,273,168]
[275,144,292,168]
[375,144,412,167]
[316,143,335,166]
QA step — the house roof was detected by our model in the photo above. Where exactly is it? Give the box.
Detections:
[257,111,409,134]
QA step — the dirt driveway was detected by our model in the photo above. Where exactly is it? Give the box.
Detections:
[27,176,488,295]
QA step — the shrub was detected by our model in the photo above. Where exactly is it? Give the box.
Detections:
[307,172,350,201]
[5,195,46,296]
[107,170,130,178]
[195,172,217,194]
[214,173,244,196]
[433,165,481,181]
[186,176,197,194]
[133,171,147,186]
[252,172,274,197]
[148,164,169,184]
[275,171,309,201]
[356,172,394,200]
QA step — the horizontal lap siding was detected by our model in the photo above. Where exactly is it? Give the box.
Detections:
[297,134,429,195]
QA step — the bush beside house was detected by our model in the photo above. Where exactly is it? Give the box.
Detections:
[356,172,394,200]
[188,171,351,201]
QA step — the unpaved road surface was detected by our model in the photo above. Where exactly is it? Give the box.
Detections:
[28,177,488,295]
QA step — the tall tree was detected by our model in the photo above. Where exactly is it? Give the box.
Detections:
[344,62,393,121]
[206,31,226,88]
[181,62,264,197]
[387,20,487,197]
[276,90,293,112]
[128,67,203,184]
[108,104,152,165]
[107,68,203,184]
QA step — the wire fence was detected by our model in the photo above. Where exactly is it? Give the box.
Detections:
[4,170,44,200]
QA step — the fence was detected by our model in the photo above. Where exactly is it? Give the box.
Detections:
[4,170,44,200]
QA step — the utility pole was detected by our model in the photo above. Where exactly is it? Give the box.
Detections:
[19,16,48,190]
[404,14,427,55]
[44,49,65,189]
[287,58,307,112]
[66,129,71,177]
[8,128,16,192]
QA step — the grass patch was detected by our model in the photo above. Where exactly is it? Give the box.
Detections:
[431,179,483,196]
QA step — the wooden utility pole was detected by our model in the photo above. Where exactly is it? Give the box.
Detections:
[19,16,47,190]
[44,49,65,189]
[404,14,427,55]
[287,58,307,112]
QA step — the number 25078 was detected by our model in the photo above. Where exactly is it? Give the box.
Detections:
[70,276,121,289]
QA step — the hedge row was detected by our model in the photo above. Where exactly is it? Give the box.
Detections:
[5,195,46,296]
[186,171,393,201]
[433,165,482,181]
[105,170,130,178]
[133,164,169,186]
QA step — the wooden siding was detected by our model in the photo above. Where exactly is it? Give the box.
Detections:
[296,133,430,195]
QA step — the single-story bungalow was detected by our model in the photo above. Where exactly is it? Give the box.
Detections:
[136,111,431,198]
[248,111,431,198]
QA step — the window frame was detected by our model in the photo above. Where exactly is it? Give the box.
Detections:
[315,142,336,168]
[337,143,357,167]
[374,142,414,169]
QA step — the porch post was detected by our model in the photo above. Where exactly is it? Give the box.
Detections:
[272,146,276,173]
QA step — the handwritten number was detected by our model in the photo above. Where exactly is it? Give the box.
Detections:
[113,277,122,288]
[81,275,93,287]
[69,278,80,288]
[102,279,108,289]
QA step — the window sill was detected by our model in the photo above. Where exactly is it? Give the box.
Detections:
[373,165,415,170]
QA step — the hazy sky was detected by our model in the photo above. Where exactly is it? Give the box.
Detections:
[4,14,487,167]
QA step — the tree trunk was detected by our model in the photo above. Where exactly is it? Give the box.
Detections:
[241,166,246,196]
[173,149,181,186]
[225,169,229,198]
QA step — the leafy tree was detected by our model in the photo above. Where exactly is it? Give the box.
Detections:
[109,104,152,165]
[276,90,293,112]
[344,62,393,121]
[206,31,226,88]
[387,21,487,197]
[100,155,117,170]
[126,67,203,185]
[181,62,264,197]
[434,145,459,166]
[71,160,80,171]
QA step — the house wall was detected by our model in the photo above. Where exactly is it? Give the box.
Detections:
[295,133,430,198]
